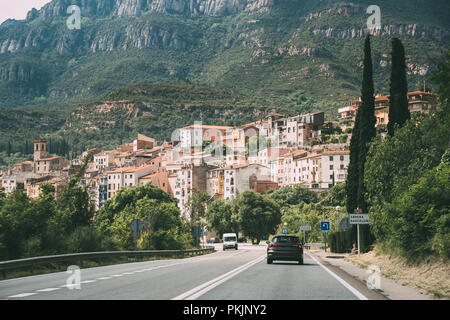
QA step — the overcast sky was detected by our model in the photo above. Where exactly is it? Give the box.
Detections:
[0,0,52,24]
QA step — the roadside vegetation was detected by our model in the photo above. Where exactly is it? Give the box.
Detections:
[327,46,449,264]
[206,184,347,244]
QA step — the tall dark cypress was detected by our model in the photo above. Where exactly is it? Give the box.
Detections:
[357,34,377,213]
[388,37,410,136]
[355,35,377,252]
[345,107,361,214]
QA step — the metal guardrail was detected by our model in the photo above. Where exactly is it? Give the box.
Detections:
[304,243,326,249]
[0,247,215,278]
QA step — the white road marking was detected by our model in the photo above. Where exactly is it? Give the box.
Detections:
[8,293,38,298]
[172,255,266,300]
[2,249,224,298]
[36,288,61,292]
[81,280,97,284]
[305,252,368,300]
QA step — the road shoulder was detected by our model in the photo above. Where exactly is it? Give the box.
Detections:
[307,250,436,300]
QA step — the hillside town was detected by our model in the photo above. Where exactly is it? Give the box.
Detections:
[0,90,437,219]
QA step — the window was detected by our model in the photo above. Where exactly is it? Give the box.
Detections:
[330,165,333,170]
[329,156,334,161]
[272,236,299,244]
[340,155,344,161]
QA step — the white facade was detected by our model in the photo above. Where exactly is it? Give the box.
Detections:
[94,153,112,171]
[106,165,154,199]
[1,175,25,194]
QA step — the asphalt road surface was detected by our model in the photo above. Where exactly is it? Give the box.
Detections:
[0,244,382,300]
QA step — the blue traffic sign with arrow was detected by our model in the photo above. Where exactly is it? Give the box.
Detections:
[320,221,330,232]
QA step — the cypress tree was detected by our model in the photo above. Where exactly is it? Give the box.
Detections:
[388,38,410,136]
[7,141,12,156]
[345,35,377,253]
[345,107,361,214]
[357,34,377,213]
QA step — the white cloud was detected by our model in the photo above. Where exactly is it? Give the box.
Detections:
[0,0,52,24]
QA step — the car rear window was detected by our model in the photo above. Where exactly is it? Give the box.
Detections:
[224,236,236,242]
[272,236,299,244]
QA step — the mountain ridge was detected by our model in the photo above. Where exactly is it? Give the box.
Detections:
[0,0,448,111]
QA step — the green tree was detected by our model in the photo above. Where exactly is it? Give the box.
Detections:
[57,152,94,232]
[388,38,410,136]
[357,34,377,213]
[185,189,210,225]
[387,153,449,259]
[346,107,361,214]
[0,190,32,260]
[233,191,281,244]
[205,199,238,238]
[185,189,210,247]
[321,183,346,207]
[265,184,318,209]
[430,49,450,111]
[95,183,188,250]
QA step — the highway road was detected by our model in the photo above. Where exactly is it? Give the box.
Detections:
[0,244,383,300]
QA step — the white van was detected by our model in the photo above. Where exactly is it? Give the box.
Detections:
[222,233,238,250]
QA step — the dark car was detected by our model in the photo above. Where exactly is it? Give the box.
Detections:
[267,234,303,265]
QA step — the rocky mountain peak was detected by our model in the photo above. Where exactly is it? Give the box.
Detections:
[32,0,273,20]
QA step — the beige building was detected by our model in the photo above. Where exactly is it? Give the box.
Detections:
[139,171,172,196]
[338,91,438,128]
[106,164,155,199]
[35,156,66,175]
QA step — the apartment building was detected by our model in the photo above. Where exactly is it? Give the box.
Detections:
[338,91,438,127]
[1,174,26,194]
[179,124,233,149]
[408,91,438,113]
[318,150,350,188]
[106,164,154,199]
[94,151,115,171]
[207,163,271,200]
[173,164,213,218]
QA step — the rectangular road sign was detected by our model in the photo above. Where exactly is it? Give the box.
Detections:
[349,214,370,224]
[299,226,311,231]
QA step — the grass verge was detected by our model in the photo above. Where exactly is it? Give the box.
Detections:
[344,245,449,299]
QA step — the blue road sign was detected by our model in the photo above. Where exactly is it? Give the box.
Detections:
[130,219,143,233]
[320,221,330,232]
[282,228,288,234]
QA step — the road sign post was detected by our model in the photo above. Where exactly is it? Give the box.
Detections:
[299,223,311,244]
[349,209,370,257]
[320,222,330,251]
[130,219,143,253]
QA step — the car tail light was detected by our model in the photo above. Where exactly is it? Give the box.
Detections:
[269,243,277,248]
[293,244,302,248]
